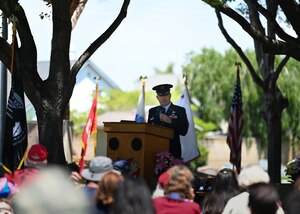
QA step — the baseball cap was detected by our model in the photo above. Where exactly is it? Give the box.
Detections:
[27,144,48,162]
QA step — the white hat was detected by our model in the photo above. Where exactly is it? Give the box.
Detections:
[81,156,120,181]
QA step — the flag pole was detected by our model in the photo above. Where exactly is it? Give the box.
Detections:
[227,61,243,174]
[135,76,147,123]
[0,13,8,166]
[139,75,147,111]
[182,73,191,103]
[79,77,100,173]
[93,76,100,157]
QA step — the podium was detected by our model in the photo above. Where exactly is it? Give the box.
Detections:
[103,122,173,183]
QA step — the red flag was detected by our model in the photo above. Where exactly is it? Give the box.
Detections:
[79,86,98,173]
[226,68,243,174]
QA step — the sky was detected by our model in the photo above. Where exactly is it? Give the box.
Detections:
[19,0,253,91]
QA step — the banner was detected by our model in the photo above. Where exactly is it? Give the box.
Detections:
[3,31,28,174]
[177,87,200,162]
[226,68,243,173]
[79,85,98,173]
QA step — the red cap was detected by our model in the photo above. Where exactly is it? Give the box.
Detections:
[158,171,169,188]
[27,144,48,162]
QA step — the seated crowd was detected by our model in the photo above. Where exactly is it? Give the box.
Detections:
[0,144,299,214]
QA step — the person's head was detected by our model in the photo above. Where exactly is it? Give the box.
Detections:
[248,182,279,214]
[12,167,90,214]
[26,144,48,168]
[213,168,240,193]
[0,177,18,200]
[285,190,300,214]
[201,168,241,214]
[152,84,173,106]
[238,165,270,190]
[0,200,14,214]
[163,164,195,200]
[81,156,120,183]
[110,177,155,214]
[113,159,130,175]
[96,172,123,205]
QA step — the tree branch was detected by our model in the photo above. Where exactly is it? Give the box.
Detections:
[204,1,300,61]
[247,0,299,44]
[277,0,300,35]
[216,10,264,88]
[70,0,130,84]
[71,0,88,29]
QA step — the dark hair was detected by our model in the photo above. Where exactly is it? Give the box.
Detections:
[248,182,279,214]
[201,168,241,214]
[109,177,155,214]
[285,190,300,214]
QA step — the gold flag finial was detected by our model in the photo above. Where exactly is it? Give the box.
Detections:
[183,73,188,86]
[139,76,147,86]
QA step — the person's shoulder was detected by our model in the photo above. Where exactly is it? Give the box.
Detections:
[149,106,159,112]
[170,104,186,111]
[222,192,249,214]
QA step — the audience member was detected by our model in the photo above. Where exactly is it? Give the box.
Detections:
[93,172,123,214]
[0,176,18,214]
[81,156,120,200]
[110,177,155,214]
[248,182,280,214]
[112,159,130,175]
[152,170,169,198]
[5,144,48,189]
[12,167,90,214]
[201,168,241,214]
[222,165,284,214]
[0,200,14,214]
[25,144,48,168]
[153,164,201,214]
[284,189,300,214]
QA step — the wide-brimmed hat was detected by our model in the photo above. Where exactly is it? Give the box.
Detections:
[81,156,120,182]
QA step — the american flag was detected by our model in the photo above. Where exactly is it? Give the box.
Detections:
[226,67,243,174]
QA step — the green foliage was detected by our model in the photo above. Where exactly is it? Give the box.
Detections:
[183,48,267,147]
[154,63,175,74]
[278,58,300,148]
[190,142,209,170]
[182,48,300,155]
[70,109,88,136]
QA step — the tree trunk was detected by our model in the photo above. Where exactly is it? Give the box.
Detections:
[264,89,282,184]
[36,109,66,165]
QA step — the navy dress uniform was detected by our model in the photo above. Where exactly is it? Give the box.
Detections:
[148,84,189,159]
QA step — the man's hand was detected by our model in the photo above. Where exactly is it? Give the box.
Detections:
[159,114,172,124]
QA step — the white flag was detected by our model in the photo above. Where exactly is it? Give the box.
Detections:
[177,87,200,162]
[135,82,145,123]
